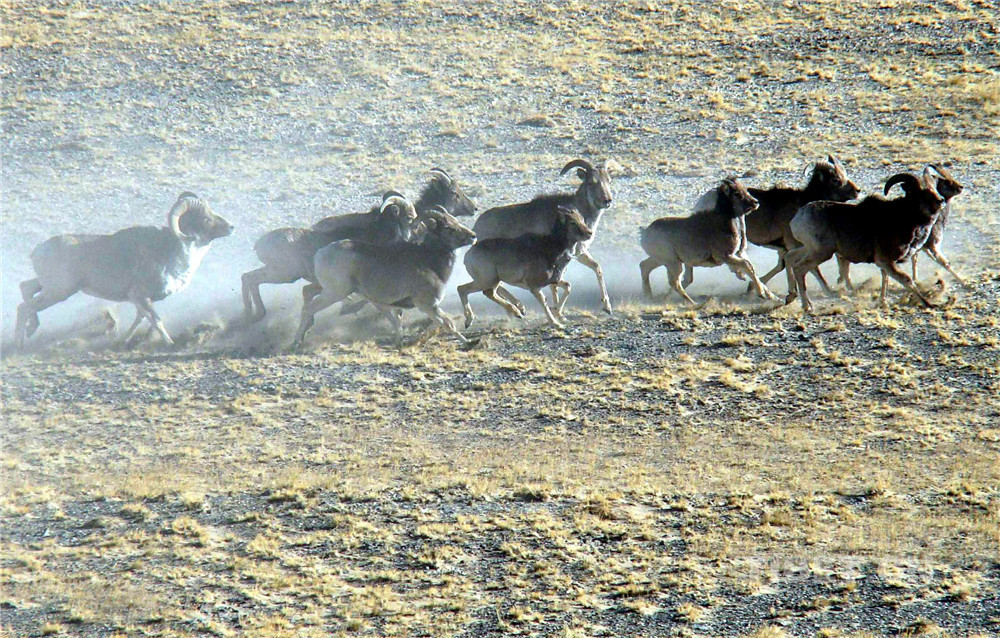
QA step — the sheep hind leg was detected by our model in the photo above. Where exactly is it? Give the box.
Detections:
[18,279,43,338]
[241,267,301,323]
[876,259,933,308]
[836,255,855,292]
[121,308,148,346]
[530,288,566,330]
[552,280,571,319]
[879,271,890,309]
[457,280,487,329]
[494,285,526,316]
[639,257,659,298]
[667,262,697,305]
[16,287,77,349]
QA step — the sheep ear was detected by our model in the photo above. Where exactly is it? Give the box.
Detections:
[576,168,588,180]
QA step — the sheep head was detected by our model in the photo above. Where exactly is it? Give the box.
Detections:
[562,158,613,210]
[168,192,233,243]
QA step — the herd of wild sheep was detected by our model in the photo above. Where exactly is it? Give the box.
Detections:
[13,157,966,350]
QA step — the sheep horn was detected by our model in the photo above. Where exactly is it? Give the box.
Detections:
[428,168,452,185]
[883,173,922,196]
[560,158,594,176]
[167,193,197,238]
[382,190,406,202]
[380,195,409,214]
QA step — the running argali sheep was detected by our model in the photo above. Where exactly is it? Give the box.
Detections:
[459,206,592,330]
[292,207,477,348]
[473,158,616,315]
[242,168,476,322]
[639,177,777,304]
[243,191,417,323]
[742,155,860,295]
[15,192,232,350]
[836,164,965,292]
[786,169,946,312]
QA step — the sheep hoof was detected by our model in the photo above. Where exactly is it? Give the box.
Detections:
[461,336,482,350]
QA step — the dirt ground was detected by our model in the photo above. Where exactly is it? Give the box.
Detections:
[2,1,999,636]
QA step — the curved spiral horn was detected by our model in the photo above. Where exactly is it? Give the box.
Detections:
[560,158,594,176]
[428,168,452,186]
[883,173,922,196]
[167,193,198,238]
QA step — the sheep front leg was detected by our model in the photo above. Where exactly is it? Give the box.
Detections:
[293,290,338,347]
[530,288,566,329]
[667,262,697,305]
[577,248,612,315]
[724,255,777,301]
[924,244,967,287]
[879,271,890,309]
[785,247,820,312]
[876,259,932,308]
[420,305,478,346]
[129,296,172,346]
[553,280,571,318]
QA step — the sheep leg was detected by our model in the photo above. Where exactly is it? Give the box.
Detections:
[911,253,919,283]
[758,253,785,286]
[682,264,694,289]
[302,282,322,305]
[457,280,485,328]
[640,257,659,298]
[666,262,696,305]
[879,270,890,309]
[811,268,835,296]
[486,285,525,319]
[419,305,477,346]
[785,247,829,312]
[241,267,302,323]
[494,285,526,315]
[577,249,612,315]
[924,245,967,287]
[553,280,571,318]
[20,278,41,302]
[876,259,933,308]
[293,291,340,347]
[133,297,173,346]
[15,287,76,349]
[18,279,43,338]
[530,288,566,329]
[724,255,777,301]
[836,255,855,292]
[549,284,560,308]
[339,294,370,316]
[374,304,405,347]
[121,308,148,345]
